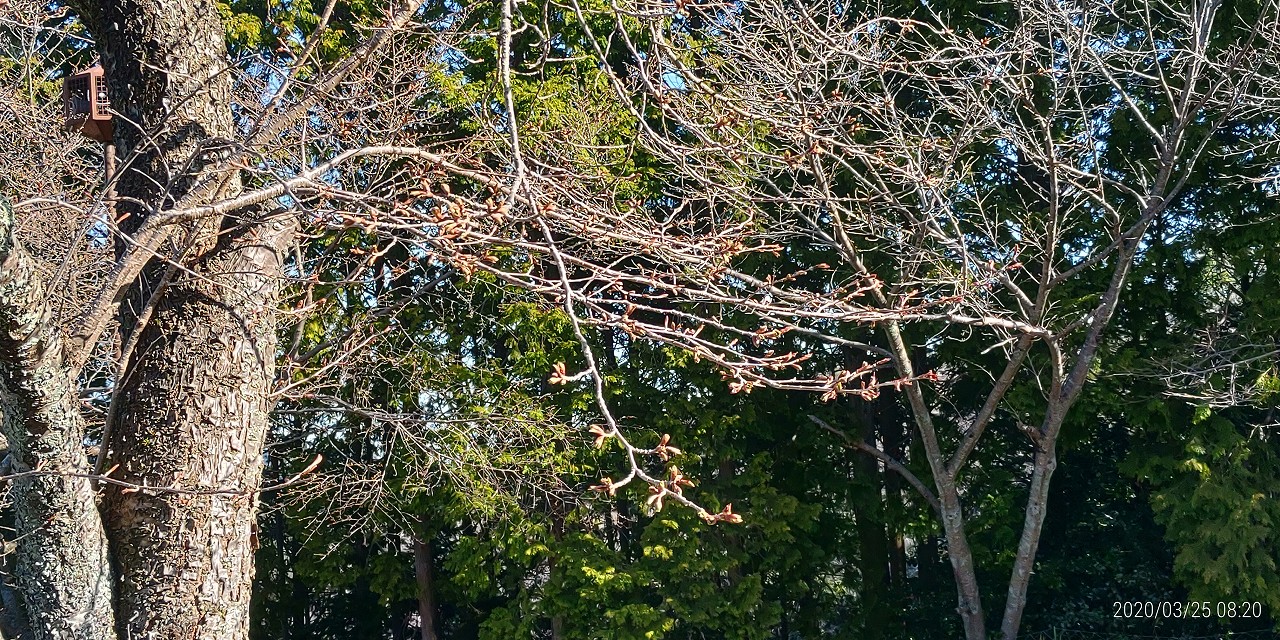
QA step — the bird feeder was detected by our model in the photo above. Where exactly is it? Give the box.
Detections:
[63,65,113,143]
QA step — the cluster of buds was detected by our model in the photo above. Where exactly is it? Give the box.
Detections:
[817,358,890,402]
[483,198,511,226]
[852,273,884,296]
[645,466,695,511]
[750,325,792,345]
[764,351,809,371]
[852,377,881,401]
[585,431,745,525]
[406,176,437,200]
[588,424,613,448]
[667,466,695,496]
[727,377,756,395]
[590,477,617,497]
[646,484,669,511]
[548,362,590,385]
[699,503,743,525]
[654,433,682,461]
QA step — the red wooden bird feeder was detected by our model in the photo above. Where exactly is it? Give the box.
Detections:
[63,65,113,143]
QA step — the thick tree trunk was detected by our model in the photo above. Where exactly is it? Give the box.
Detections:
[0,202,116,640]
[100,223,289,639]
[98,0,239,224]
[87,2,291,638]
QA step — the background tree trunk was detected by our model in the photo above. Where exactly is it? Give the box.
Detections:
[414,527,439,640]
[854,401,889,640]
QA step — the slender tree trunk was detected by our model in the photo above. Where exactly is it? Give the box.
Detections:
[998,233,1139,639]
[918,534,940,583]
[936,482,986,640]
[347,535,387,637]
[855,496,890,640]
[882,322,986,640]
[1000,445,1058,639]
[884,423,909,636]
[414,529,439,640]
[287,517,311,639]
[883,414,908,593]
[549,507,566,640]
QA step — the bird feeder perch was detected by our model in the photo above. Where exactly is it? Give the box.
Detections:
[63,65,113,143]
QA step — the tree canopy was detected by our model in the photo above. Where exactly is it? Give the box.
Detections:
[0,0,1277,639]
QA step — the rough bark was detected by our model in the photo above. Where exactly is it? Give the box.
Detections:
[98,0,238,229]
[87,1,293,638]
[99,219,291,639]
[0,201,116,640]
